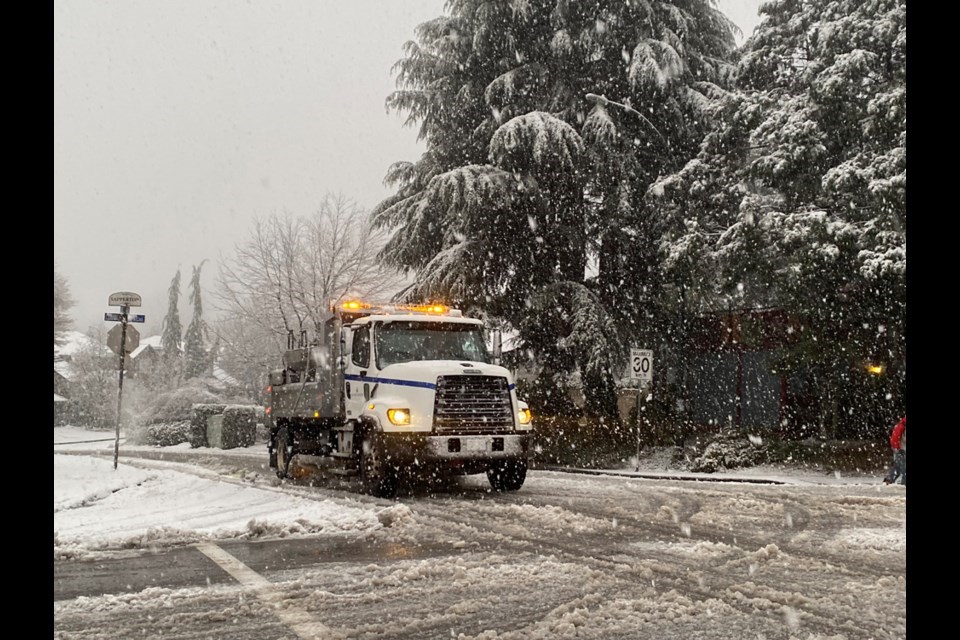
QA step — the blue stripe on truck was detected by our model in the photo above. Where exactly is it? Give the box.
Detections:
[344,375,516,391]
[344,374,436,390]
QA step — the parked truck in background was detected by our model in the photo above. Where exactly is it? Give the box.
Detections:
[263,301,533,496]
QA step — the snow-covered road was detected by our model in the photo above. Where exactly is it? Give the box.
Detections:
[54,438,906,639]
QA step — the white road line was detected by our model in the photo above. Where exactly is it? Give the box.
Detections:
[196,542,339,640]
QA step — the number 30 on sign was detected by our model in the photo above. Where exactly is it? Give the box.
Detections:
[629,349,653,383]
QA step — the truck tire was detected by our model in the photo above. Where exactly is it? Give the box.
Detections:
[275,427,293,479]
[487,460,527,492]
[268,443,277,469]
[360,433,397,498]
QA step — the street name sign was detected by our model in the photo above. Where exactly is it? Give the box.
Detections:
[108,291,142,307]
[105,313,145,323]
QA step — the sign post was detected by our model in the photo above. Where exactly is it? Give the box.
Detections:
[627,348,653,471]
[106,292,142,470]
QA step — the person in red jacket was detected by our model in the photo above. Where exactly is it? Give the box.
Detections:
[883,416,906,485]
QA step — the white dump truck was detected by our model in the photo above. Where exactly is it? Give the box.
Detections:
[264,301,532,496]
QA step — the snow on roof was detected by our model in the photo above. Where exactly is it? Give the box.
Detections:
[54,360,74,380]
[130,335,164,359]
[212,365,240,387]
[54,393,67,402]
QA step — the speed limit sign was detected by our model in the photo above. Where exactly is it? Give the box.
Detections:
[629,348,653,383]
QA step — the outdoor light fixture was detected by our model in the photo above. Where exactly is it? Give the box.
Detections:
[866,363,884,375]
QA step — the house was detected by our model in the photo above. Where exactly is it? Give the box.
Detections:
[128,335,164,379]
[53,371,73,426]
[683,308,802,434]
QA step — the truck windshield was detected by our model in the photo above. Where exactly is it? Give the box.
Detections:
[376,321,490,368]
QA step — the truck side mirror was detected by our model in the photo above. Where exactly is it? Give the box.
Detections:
[492,330,502,365]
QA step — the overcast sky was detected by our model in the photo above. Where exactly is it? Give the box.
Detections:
[54,0,761,337]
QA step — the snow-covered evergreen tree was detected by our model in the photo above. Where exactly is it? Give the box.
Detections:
[182,261,209,380]
[159,268,183,381]
[375,0,739,417]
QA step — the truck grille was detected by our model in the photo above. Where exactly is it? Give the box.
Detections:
[433,375,514,434]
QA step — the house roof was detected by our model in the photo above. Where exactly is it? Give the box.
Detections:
[130,335,163,358]
[131,335,176,359]
[212,365,240,387]
[54,361,73,380]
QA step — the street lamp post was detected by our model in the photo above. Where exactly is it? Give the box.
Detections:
[585,93,665,141]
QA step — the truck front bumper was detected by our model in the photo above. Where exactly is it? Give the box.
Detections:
[382,432,530,462]
[425,434,530,460]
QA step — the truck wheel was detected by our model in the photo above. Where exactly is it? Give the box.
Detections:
[487,460,527,492]
[360,433,397,498]
[275,427,293,479]
[268,437,278,468]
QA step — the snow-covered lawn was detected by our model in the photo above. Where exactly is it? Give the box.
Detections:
[54,453,389,559]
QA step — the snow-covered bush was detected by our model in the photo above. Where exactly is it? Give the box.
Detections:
[141,380,222,425]
[687,429,770,473]
[189,403,227,448]
[220,405,259,449]
[141,420,191,447]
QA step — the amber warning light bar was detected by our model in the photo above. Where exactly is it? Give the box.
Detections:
[333,301,461,317]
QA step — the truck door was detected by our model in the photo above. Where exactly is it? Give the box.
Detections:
[343,323,374,420]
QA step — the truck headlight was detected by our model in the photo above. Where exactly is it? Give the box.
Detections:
[387,408,411,425]
[518,408,532,425]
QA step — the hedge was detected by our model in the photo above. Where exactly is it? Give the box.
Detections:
[143,420,191,447]
[220,405,259,449]
[190,404,226,448]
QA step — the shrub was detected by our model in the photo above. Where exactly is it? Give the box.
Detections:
[221,405,259,449]
[687,429,770,473]
[190,404,226,448]
[143,420,191,447]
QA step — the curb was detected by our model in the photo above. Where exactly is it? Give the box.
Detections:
[538,465,787,485]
